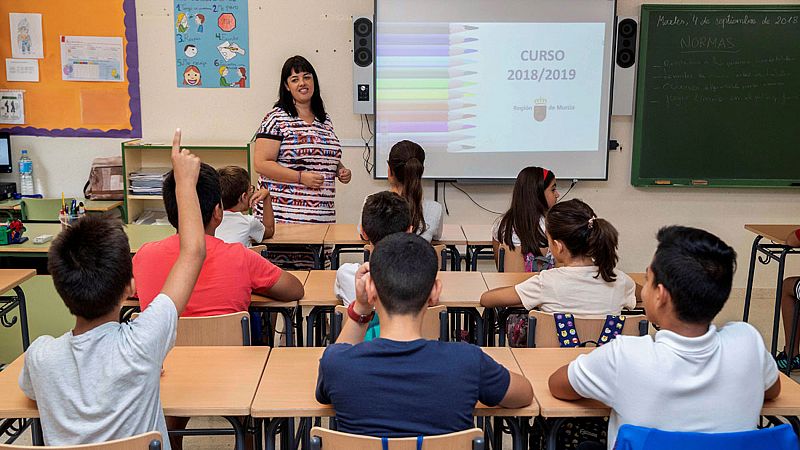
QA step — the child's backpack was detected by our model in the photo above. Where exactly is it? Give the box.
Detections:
[553,313,626,347]
[83,156,124,200]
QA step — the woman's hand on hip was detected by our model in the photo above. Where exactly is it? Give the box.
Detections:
[299,171,325,189]
[337,167,352,184]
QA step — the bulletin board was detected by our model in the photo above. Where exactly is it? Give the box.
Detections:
[0,0,141,138]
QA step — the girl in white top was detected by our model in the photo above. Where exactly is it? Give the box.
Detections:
[362,140,443,242]
[492,166,559,271]
[481,199,636,315]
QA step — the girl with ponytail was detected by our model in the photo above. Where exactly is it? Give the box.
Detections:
[481,199,636,315]
[361,140,443,242]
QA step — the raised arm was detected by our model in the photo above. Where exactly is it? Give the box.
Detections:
[160,129,206,314]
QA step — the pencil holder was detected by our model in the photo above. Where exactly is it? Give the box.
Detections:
[59,212,79,230]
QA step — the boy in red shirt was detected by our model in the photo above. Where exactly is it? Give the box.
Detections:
[133,163,303,317]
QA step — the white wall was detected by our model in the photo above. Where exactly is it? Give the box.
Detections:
[4,0,799,289]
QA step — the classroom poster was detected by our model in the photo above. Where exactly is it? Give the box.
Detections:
[5,59,39,82]
[60,36,125,82]
[9,13,44,59]
[0,90,25,124]
[174,0,250,89]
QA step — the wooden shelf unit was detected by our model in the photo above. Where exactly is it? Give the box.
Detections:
[122,140,251,223]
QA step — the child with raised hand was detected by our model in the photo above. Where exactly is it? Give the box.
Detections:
[493,166,559,272]
[18,129,205,447]
[548,226,779,448]
[215,165,275,247]
[481,199,636,315]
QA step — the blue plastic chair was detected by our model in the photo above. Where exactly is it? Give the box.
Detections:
[614,424,799,450]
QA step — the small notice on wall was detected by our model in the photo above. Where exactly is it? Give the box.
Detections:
[9,13,44,59]
[0,90,25,124]
[60,36,125,82]
[5,59,39,82]
[174,0,250,88]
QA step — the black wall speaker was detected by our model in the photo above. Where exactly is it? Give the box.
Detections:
[612,17,639,116]
[353,16,374,114]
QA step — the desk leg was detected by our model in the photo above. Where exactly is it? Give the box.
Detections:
[223,417,246,450]
[743,236,763,322]
[771,248,791,355]
[466,246,473,272]
[281,308,294,347]
[330,246,341,270]
[264,418,284,450]
[31,418,44,446]
[505,417,525,450]
[545,418,568,450]
[13,287,29,350]
[295,307,304,347]
[306,307,321,347]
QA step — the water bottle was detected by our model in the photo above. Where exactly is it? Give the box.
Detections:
[18,149,34,196]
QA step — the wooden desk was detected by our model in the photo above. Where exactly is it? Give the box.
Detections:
[300,271,339,307]
[0,269,37,350]
[482,272,536,290]
[323,224,367,269]
[462,224,494,271]
[261,224,329,269]
[0,223,173,256]
[252,347,539,450]
[743,224,800,357]
[250,271,308,347]
[437,272,488,308]
[433,224,468,271]
[0,347,268,449]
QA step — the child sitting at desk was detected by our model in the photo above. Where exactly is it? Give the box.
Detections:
[548,226,780,449]
[133,162,303,317]
[317,233,533,437]
[777,228,800,370]
[215,165,275,247]
[480,199,636,315]
[19,129,206,447]
[335,191,412,340]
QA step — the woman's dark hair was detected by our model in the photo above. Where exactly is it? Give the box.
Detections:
[546,199,619,282]
[497,167,555,256]
[388,140,426,235]
[274,55,326,123]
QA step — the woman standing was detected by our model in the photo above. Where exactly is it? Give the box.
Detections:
[254,55,351,266]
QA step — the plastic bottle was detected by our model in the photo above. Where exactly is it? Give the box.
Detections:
[18,150,34,196]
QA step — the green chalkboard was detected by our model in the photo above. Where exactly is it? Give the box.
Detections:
[632,5,800,187]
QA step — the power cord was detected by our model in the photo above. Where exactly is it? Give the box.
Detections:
[449,182,502,215]
[558,179,578,202]
[360,114,374,174]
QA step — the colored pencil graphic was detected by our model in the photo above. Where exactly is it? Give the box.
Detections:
[377,46,478,57]
[378,24,479,34]
[377,68,477,78]
[385,122,476,133]
[379,57,477,68]
[381,111,476,122]
[379,34,478,46]
[376,101,477,112]
[377,90,475,101]
[378,79,476,90]
[383,133,474,144]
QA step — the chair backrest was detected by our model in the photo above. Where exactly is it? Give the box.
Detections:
[0,432,162,449]
[310,427,484,450]
[527,310,648,348]
[364,244,446,270]
[21,198,77,222]
[333,305,448,342]
[614,424,798,450]
[131,311,250,346]
[495,244,527,273]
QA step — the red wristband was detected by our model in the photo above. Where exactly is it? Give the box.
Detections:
[795,228,800,241]
[347,301,375,324]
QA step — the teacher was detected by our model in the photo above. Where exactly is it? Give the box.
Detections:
[254,55,351,228]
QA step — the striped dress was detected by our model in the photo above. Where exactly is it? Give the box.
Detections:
[254,106,342,223]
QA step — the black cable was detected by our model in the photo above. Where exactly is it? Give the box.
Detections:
[449,182,502,215]
[360,114,374,174]
[442,182,450,216]
[558,179,578,202]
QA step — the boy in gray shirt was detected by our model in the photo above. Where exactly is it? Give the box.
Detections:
[18,129,206,448]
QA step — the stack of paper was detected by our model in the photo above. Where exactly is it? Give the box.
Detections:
[129,168,169,195]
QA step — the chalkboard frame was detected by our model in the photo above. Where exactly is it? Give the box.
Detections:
[631,4,800,188]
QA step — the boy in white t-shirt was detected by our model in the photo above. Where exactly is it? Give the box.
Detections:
[548,225,780,449]
[215,165,274,247]
[18,129,206,448]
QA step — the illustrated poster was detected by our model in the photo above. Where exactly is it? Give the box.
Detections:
[174,0,250,88]
[9,13,44,59]
[60,36,125,82]
[0,90,25,124]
